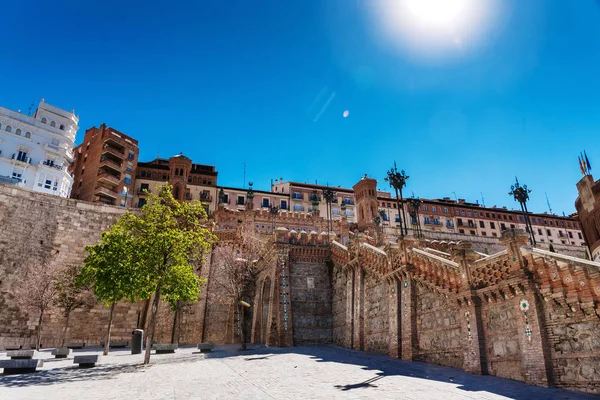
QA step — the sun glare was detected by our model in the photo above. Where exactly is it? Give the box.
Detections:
[372,0,502,61]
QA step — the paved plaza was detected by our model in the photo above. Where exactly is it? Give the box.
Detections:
[0,345,597,400]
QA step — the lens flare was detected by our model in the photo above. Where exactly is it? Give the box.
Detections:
[372,0,502,61]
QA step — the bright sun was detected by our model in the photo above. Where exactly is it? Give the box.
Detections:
[372,0,501,61]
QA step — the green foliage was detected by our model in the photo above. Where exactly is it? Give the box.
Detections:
[80,223,144,306]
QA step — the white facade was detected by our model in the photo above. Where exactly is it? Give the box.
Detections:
[0,99,78,197]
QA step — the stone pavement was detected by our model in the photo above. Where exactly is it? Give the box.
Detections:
[0,345,597,400]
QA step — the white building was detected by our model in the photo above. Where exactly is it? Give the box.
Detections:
[0,99,78,197]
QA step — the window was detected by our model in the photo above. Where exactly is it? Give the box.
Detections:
[16,150,28,162]
[547,229,551,236]
[237,196,245,205]
[207,180,212,185]
[423,205,427,211]
[509,215,513,220]
[126,162,133,172]
[468,219,474,227]
[490,222,496,229]
[424,217,431,224]
[50,121,56,127]
[457,218,463,226]
[202,178,207,184]
[520,216,524,222]
[482,231,487,236]
[140,183,149,192]
[474,212,478,217]
[162,174,167,180]
[510,224,515,229]
[479,221,485,228]
[446,220,453,227]
[431,206,436,212]
[455,210,460,215]
[15,129,22,136]
[124,175,131,184]
[459,229,465,234]
[568,232,573,238]
[59,124,65,130]
[262,198,270,207]
[443,208,448,213]
[433,218,440,225]
[44,179,52,189]
[492,232,497,237]
[550,220,554,226]
[578,232,582,239]
[141,171,146,177]
[12,171,23,182]
[6,126,11,133]
[486,212,490,217]
[188,177,192,183]
[491,213,495,218]
[138,198,147,208]
[500,223,506,231]
[281,200,287,210]
[538,228,542,235]
[128,153,135,160]
[41,118,47,124]
[25,132,31,138]
[461,210,466,216]
[467,211,472,216]
[503,215,507,220]
[470,231,476,235]
[393,203,396,208]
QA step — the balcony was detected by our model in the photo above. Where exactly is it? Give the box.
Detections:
[292,193,303,200]
[99,157,122,173]
[138,186,150,195]
[94,184,118,200]
[343,199,355,205]
[39,160,64,171]
[199,193,212,202]
[11,153,31,165]
[295,206,306,212]
[97,171,120,187]
[104,134,127,151]
[102,144,125,159]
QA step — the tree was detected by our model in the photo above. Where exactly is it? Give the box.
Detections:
[14,262,61,350]
[55,264,93,347]
[124,185,214,364]
[214,228,270,350]
[81,223,144,356]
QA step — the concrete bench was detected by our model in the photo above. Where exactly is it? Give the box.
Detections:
[51,347,71,359]
[152,344,178,354]
[0,359,43,374]
[66,343,85,349]
[73,355,99,368]
[3,345,22,351]
[7,350,35,359]
[197,343,214,353]
[100,341,128,348]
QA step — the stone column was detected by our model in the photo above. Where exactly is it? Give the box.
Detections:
[400,277,417,361]
[344,269,354,348]
[514,291,552,386]
[353,267,365,350]
[387,279,401,358]
[460,294,486,375]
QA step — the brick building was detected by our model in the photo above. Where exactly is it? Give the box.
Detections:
[575,173,600,261]
[69,124,139,207]
[133,154,218,212]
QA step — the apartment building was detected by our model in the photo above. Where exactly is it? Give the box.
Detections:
[69,124,139,207]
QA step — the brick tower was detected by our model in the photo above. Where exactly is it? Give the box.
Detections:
[353,175,379,231]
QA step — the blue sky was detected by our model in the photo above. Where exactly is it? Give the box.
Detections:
[2,0,599,214]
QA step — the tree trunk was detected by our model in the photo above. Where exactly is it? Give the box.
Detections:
[61,310,71,347]
[139,299,151,329]
[239,303,247,350]
[36,309,44,351]
[144,284,162,364]
[104,302,116,356]
[170,303,179,344]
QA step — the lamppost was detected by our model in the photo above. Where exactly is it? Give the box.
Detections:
[269,205,279,233]
[408,195,422,238]
[385,162,409,236]
[373,211,384,246]
[509,177,536,246]
[246,182,254,210]
[322,187,336,235]
[218,187,226,206]
[340,201,347,218]
[310,189,320,213]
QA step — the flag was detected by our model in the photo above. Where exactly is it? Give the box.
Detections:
[584,150,592,172]
[578,156,585,175]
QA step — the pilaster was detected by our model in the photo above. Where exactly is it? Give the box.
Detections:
[387,279,401,358]
[400,276,417,361]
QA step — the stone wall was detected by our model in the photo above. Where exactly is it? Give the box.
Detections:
[289,261,332,344]
[363,274,389,354]
[331,268,348,347]
[415,286,464,369]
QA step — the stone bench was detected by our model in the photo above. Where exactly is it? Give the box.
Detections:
[7,350,35,359]
[100,341,128,348]
[152,344,178,354]
[73,355,99,368]
[197,343,214,353]
[66,343,86,349]
[3,345,22,351]
[51,347,71,359]
[0,359,43,374]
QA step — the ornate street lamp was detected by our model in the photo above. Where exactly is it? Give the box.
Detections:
[310,189,320,211]
[322,186,336,235]
[408,195,422,238]
[385,162,409,236]
[269,205,279,232]
[509,177,536,245]
[340,200,347,217]
[246,182,254,209]
[218,187,226,205]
